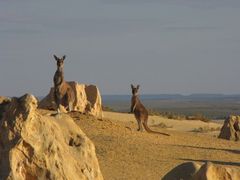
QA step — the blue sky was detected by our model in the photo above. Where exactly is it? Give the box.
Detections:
[0,0,240,96]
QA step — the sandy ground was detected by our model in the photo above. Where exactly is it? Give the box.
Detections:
[68,111,240,180]
[103,111,222,133]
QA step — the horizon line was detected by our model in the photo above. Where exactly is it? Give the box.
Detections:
[102,93,240,96]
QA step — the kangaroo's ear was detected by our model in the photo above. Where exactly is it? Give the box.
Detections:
[53,55,58,61]
[62,55,66,60]
[136,85,140,89]
[131,84,134,89]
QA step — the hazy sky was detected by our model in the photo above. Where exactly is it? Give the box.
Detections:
[1,0,240,96]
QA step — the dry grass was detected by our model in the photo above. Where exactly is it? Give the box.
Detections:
[102,106,115,112]
[148,109,210,122]
[186,114,210,122]
[191,126,221,133]
[152,122,173,129]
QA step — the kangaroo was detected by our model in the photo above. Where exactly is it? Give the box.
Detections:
[53,55,75,114]
[130,84,170,136]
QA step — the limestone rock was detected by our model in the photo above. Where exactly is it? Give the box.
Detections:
[193,162,240,180]
[162,162,201,180]
[218,115,240,141]
[39,82,103,118]
[163,162,240,180]
[0,94,103,180]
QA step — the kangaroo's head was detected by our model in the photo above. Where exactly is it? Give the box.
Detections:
[131,84,140,96]
[53,55,66,69]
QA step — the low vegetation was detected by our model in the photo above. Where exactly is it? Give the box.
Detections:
[186,113,210,122]
[102,105,211,123]
[191,126,221,133]
[148,109,210,122]
[102,106,115,112]
[148,109,185,120]
[152,122,173,129]
[103,97,240,119]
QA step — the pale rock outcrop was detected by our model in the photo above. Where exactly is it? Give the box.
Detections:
[193,162,240,180]
[163,162,240,180]
[218,115,240,141]
[0,94,103,180]
[39,82,103,118]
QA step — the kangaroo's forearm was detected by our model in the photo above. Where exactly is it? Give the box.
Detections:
[130,103,136,113]
[130,106,133,113]
[54,76,63,86]
[55,80,63,86]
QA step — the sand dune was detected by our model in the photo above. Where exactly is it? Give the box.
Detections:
[69,111,240,180]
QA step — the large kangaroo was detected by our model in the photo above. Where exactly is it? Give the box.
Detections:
[53,55,75,114]
[130,84,170,136]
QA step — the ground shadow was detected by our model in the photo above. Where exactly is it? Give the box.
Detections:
[172,144,240,154]
[179,158,240,167]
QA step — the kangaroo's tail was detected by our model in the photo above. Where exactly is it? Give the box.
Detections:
[143,122,170,136]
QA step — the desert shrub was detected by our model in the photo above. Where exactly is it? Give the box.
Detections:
[165,112,186,120]
[148,109,186,120]
[145,109,211,122]
[186,113,210,122]
[148,109,162,116]
[152,122,173,129]
[102,106,115,112]
[192,126,221,133]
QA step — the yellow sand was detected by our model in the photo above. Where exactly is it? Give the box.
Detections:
[70,111,240,180]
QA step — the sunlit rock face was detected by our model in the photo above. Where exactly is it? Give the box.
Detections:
[0,94,103,180]
[39,81,103,118]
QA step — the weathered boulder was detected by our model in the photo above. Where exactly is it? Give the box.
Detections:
[0,94,103,180]
[163,162,240,180]
[162,162,201,180]
[193,162,240,180]
[218,115,240,141]
[39,82,103,118]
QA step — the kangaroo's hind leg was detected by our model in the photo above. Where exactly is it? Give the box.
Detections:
[67,100,73,112]
[66,88,74,112]
[54,89,61,114]
[137,118,143,132]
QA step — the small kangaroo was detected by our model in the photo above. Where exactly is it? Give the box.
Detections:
[53,55,75,114]
[130,84,170,136]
